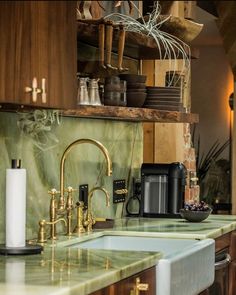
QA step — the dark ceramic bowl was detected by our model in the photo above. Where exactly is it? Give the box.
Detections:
[127,82,146,90]
[119,74,147,84]
[127,88,147,93]
[104,91,126,107]
[180,209,212,222]
[126,92,147,107]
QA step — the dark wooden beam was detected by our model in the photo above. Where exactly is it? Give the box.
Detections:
[197,1,218,17]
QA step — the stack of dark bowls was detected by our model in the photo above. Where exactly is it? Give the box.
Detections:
[119,74,147,108]
[104,76,127,106]
[143,86,184,111]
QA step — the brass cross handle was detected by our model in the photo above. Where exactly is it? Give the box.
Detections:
[64,186,77,194]
[130,277,149,295]
[65,186,77,210]
[48,188,60,197]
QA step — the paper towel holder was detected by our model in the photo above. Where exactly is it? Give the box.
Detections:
[0,244,43,255]
[0,158,43,255]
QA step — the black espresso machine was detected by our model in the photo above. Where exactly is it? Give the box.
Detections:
[140,162,187,218]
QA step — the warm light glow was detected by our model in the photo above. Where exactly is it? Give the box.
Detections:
[231,110,234,130]
[226,72,234,128]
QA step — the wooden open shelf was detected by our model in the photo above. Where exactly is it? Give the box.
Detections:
[0,104,198,123]
[62,105,199,123]
[77,21,199,60]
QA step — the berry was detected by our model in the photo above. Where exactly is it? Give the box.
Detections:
[183,200,210,212]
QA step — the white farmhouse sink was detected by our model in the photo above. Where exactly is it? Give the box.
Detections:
[68,234,215,295]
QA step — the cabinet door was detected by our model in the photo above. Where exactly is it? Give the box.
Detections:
[90,266,156,295]
[0,1,77,109]
[0,1,32,105]
[229,261,236,295]
[230,231,236,295]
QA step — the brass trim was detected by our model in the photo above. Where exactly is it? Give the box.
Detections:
[38,218,67,243]
[73,201,86,234]
[114,188,128,195]
[130,277,149,295]
[65,186,77,236]
[48,189,60,239]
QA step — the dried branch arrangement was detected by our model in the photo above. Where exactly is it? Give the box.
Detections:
[104,1,191,86]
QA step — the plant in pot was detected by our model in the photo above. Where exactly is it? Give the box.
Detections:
[192,128,230,207]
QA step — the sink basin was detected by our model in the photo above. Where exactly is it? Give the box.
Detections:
[68,234,215,295]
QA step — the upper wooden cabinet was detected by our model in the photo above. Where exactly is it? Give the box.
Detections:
[0,1,77,109]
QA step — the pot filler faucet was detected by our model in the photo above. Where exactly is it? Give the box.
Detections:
[38,139,112,243]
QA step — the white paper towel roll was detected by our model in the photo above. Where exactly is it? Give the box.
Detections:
[6,168,26,248]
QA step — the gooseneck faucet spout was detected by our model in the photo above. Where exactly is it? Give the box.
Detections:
[58,138,112,210]
[85,187,110,232]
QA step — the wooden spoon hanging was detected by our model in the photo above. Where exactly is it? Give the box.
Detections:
[98,22,106,69]
[117,25,128,72]
[105,21,117,70]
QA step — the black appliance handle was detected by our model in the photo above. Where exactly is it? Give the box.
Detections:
[126,194,141,217]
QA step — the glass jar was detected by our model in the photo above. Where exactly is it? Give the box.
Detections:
[77,77,89,105]
[88,79,101,106]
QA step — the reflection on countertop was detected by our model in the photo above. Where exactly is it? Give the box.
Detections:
[0,215,236,295]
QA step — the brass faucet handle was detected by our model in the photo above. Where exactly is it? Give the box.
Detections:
[65,186,77,193]
[65,186,77,210]
[48,188,60,197]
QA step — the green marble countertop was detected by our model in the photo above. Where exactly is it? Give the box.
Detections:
[107,214,236,240]
[0,214,236,295]
[0,242,161,295]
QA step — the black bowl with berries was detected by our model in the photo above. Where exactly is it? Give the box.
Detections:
[180,201,212,222]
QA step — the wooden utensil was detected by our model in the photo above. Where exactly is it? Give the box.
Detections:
[81,0,92,19]
[105,21,117,70]
[117,25,128,72]
[98,23,106,69]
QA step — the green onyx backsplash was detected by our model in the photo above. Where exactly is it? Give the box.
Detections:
[0,112,143,243]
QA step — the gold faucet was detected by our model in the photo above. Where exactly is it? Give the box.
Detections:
[38,138,112,242]
[84,187,110,232]
[58,138,112,211]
